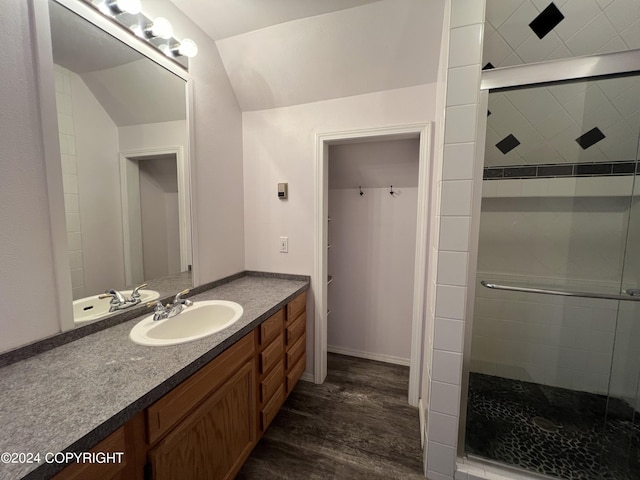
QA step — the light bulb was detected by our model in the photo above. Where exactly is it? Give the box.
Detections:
[150,17,173,39]
[176,39,198,58]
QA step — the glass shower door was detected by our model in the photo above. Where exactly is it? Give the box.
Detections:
[603,130,640,479]
[466,73,640,480]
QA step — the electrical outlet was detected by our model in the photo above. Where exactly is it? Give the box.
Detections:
[280,237,288,253]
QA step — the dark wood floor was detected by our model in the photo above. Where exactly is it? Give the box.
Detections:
[237,353,425,479]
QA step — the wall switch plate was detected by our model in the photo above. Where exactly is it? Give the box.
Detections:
[280,237,288,253]
[278,183,288,199]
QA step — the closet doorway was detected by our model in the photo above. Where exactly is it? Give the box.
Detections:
[314,124,431,406]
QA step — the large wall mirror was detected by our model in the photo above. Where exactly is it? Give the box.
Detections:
[46,0,194,328]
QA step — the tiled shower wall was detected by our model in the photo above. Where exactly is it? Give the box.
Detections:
[472,176,640,403]
[464,181,640,478]
[426,1,640,479]
[424,1,484,479]
[54,65,85,300]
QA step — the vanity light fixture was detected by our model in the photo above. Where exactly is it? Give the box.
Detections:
[90,0,198,66]
[144,17,173,40]
[172,39,198,58]
[95,0,141,16]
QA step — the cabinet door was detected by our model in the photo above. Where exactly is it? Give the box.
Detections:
[53,427,128,480]
[148,360,256,480]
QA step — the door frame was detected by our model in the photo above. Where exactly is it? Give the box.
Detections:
[119,146,191,286]
[314,123,432,406]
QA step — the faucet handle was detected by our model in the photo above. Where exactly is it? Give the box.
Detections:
[174,289,190,303]
[131,283,149,299]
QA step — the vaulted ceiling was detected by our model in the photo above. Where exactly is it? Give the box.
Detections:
[170,0,445,111]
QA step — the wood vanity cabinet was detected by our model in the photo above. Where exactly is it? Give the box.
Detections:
[256,291,307,438]
[146,332,256,480]
[52,421,142,480]
[285,291,306,396]
[52,291,306,480]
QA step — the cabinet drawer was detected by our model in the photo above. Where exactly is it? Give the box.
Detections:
[259,309,284,347]
[53,426,126,480]
[286,333,305,371]
[287,354,306,393]
[259,334,283,375]
[260,384,285,431]
[286,312,305,346]
[147,332,255,445]
[287,291,306,324]
[260,360,284,404]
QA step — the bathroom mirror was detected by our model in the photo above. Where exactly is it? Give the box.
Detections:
[48,0,193,326]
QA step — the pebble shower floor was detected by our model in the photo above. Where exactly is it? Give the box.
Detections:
[465,373,640,479]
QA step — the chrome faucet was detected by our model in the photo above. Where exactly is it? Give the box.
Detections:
[150,289,192,321]
[99,283,148,312]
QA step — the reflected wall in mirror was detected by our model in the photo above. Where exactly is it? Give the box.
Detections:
[49,0,193,326]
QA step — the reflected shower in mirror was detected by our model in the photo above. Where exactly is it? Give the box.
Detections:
[49,0,192,326]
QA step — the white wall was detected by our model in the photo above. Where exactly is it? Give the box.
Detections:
[70,72,125,296]
[118,120,187,153]
[138,0,246,285]
[139,159,180,280]
[243,83,438,374]
[0,0,61,353]
[327,187,418,364]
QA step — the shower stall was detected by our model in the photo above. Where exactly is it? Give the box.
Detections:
[464,72,640,479]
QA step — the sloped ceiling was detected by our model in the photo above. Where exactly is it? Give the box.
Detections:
[50,1,185,126]
[169,0,385,41]
[170,0,444,111]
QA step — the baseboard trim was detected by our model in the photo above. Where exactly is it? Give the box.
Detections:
[418,398,425,448]
[327,345,410,366]
[300,372,314,383]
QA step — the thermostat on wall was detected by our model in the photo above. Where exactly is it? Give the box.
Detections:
[278,183,288,199]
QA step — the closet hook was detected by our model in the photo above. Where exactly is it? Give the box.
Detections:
[359,186,364,196]
[390,185,395,196]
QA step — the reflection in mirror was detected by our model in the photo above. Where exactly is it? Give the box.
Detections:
[49,0,192,326]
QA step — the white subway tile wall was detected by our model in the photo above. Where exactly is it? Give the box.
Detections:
[471,273,618,394]
[54,65,84,299]
[427,440,457,477]
[425,1,485,478]
[443,143,476,180]
[428,411,459,446]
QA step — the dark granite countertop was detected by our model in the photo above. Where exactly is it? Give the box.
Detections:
[0,274,309,480]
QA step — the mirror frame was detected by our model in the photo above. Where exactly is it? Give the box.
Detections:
[30,0,198,332]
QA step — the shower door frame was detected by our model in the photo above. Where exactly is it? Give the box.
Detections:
[458,48,640,461]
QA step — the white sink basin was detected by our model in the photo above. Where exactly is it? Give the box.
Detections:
[73,289,160,326]
[129,300,244,346]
